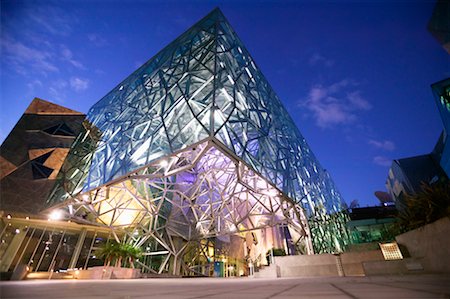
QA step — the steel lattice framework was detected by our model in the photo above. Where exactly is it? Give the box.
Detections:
[47,8,349,274]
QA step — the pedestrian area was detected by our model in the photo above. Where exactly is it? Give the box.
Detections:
[1,274,449,299]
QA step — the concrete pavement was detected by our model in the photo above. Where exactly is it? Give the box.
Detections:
[1,274,449,299]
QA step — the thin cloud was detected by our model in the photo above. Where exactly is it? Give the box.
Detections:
[347,91,372,110]
[309,53,334,67]
[27,80,43,94]
[369,139,396,151]
[373,156,392,167]
[61,46,86,69]
[49,80,68,102]
[299,79,371,128]
[1,35,59,74]
[28,6,74,36]
[95,69,106,75]
[88,34,108,47]
[1,3,80,76]
[70,77,89,91]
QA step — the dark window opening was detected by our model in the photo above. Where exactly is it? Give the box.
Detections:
[42,123,75,136]
[31,163,53,179]
[30,150,54,179]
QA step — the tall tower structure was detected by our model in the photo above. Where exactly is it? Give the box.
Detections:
[47,8,349,274]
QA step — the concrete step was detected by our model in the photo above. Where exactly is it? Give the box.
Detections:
[254,265,279,278]
[26,272,74,280]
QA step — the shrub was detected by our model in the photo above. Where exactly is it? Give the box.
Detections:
[396,180,450,232]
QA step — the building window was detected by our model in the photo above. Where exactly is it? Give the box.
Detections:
[42,123,75,137]
[30,151,54,180]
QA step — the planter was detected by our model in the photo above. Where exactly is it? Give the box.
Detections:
[69,266,141,279]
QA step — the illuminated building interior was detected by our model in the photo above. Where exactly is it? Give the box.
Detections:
[54,140,313,275]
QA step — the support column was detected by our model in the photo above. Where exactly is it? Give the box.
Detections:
[68,228,87,269]
[170,254,184,275]
[168,236,187,275]
[0,227,27,272]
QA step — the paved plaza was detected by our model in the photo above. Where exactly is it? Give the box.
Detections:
[1,274,450,299]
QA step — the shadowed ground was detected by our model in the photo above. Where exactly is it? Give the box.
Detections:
[1,274,449,299]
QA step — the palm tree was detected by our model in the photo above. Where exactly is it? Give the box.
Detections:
[96,241,142,268]
[96,242,120,267]
[121,244,142,268]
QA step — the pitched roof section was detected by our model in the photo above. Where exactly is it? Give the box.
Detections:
[25,98,84,115]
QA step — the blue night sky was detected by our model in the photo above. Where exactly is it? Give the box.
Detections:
[1,0,449,207]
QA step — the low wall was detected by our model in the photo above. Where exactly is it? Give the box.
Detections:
[363,260,408,276]
[273,250,383,277]
[69,266,141,279]
[363,258,424,276]
[395,217,450,274]
[274,254,338,277]
[340,250,384,276]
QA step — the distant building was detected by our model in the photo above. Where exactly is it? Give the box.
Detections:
[427,0,450,179]
[346,206,397,244]
[386,9,450,208]
[386,149,447,211]
[431,78,450,177]
[428,0,450,55]
[0,98,85,214]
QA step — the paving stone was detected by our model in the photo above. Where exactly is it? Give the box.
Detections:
[1,275,449,299]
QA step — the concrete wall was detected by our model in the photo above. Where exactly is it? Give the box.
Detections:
[363,258,424,276]
[274,254,338,277]
[363,260,408,276]
[273,250,383,278]
[340,250,384,276]
[395,217,450,274]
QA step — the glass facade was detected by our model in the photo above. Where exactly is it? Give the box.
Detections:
[0,216,111,274]
[45,8,349,274]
